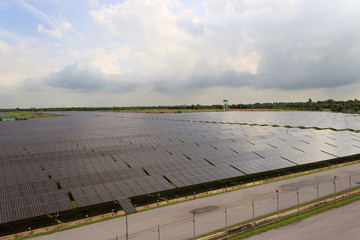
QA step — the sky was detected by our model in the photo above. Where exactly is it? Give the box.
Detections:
[1,0,360,108]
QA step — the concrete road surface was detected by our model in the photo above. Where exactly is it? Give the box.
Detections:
[248,199,360,240]
[34,163,360,240]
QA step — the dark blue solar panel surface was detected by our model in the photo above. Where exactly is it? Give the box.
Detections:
[0,111,360,223]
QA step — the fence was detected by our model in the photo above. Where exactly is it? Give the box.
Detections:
[110,172,360,240]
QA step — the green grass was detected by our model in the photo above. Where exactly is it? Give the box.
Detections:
[4,111,58,119]
[71,201,77,208]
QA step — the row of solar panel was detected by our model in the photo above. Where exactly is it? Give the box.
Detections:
[0,171,49,185]
[0,123,285,151]
[0,131,310,161]
[56,168,148,191]
[118,111,360,130]
[0,191,73,224]
[70,175,174,207]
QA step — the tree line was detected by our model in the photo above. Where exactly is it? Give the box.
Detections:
[1,99,360,113]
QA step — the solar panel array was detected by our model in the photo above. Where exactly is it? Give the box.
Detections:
[1,111,360,224]
[121,111,360,130]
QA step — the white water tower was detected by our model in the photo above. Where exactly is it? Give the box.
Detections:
[223,100,228,111]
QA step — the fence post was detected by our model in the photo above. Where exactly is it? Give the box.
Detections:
[349,174,352,195]
[333,176,337,202]
[276,190,279,221]
[252,200,255,228]
[297,188,300,215]
[316,182,319,207]
[193,210,196,240]
[158,224,160,240]
[126,214,128,240]
[225,206,228,239]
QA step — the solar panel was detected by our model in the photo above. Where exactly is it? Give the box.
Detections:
[1,111,360,224]
[116,197,137,214]
[0,191,73,224]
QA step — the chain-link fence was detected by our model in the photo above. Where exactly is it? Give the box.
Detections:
[110,172,360,240]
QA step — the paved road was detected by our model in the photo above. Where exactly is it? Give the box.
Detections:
[34,163,360,240]
[248,198,360,240]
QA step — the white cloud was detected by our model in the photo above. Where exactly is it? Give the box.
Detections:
[0,30,54,89]
[40,0,360,94]
[37,24,62,38]
[2,0,360,107]
[37,18,73,39]
[88,0,258,91]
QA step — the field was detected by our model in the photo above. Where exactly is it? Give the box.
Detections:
[2,111,58,119]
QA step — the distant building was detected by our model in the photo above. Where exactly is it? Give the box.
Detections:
[1,114,17,121]
[223,100,229,111]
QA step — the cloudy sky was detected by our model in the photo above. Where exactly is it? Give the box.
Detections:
[1,0,360,108]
